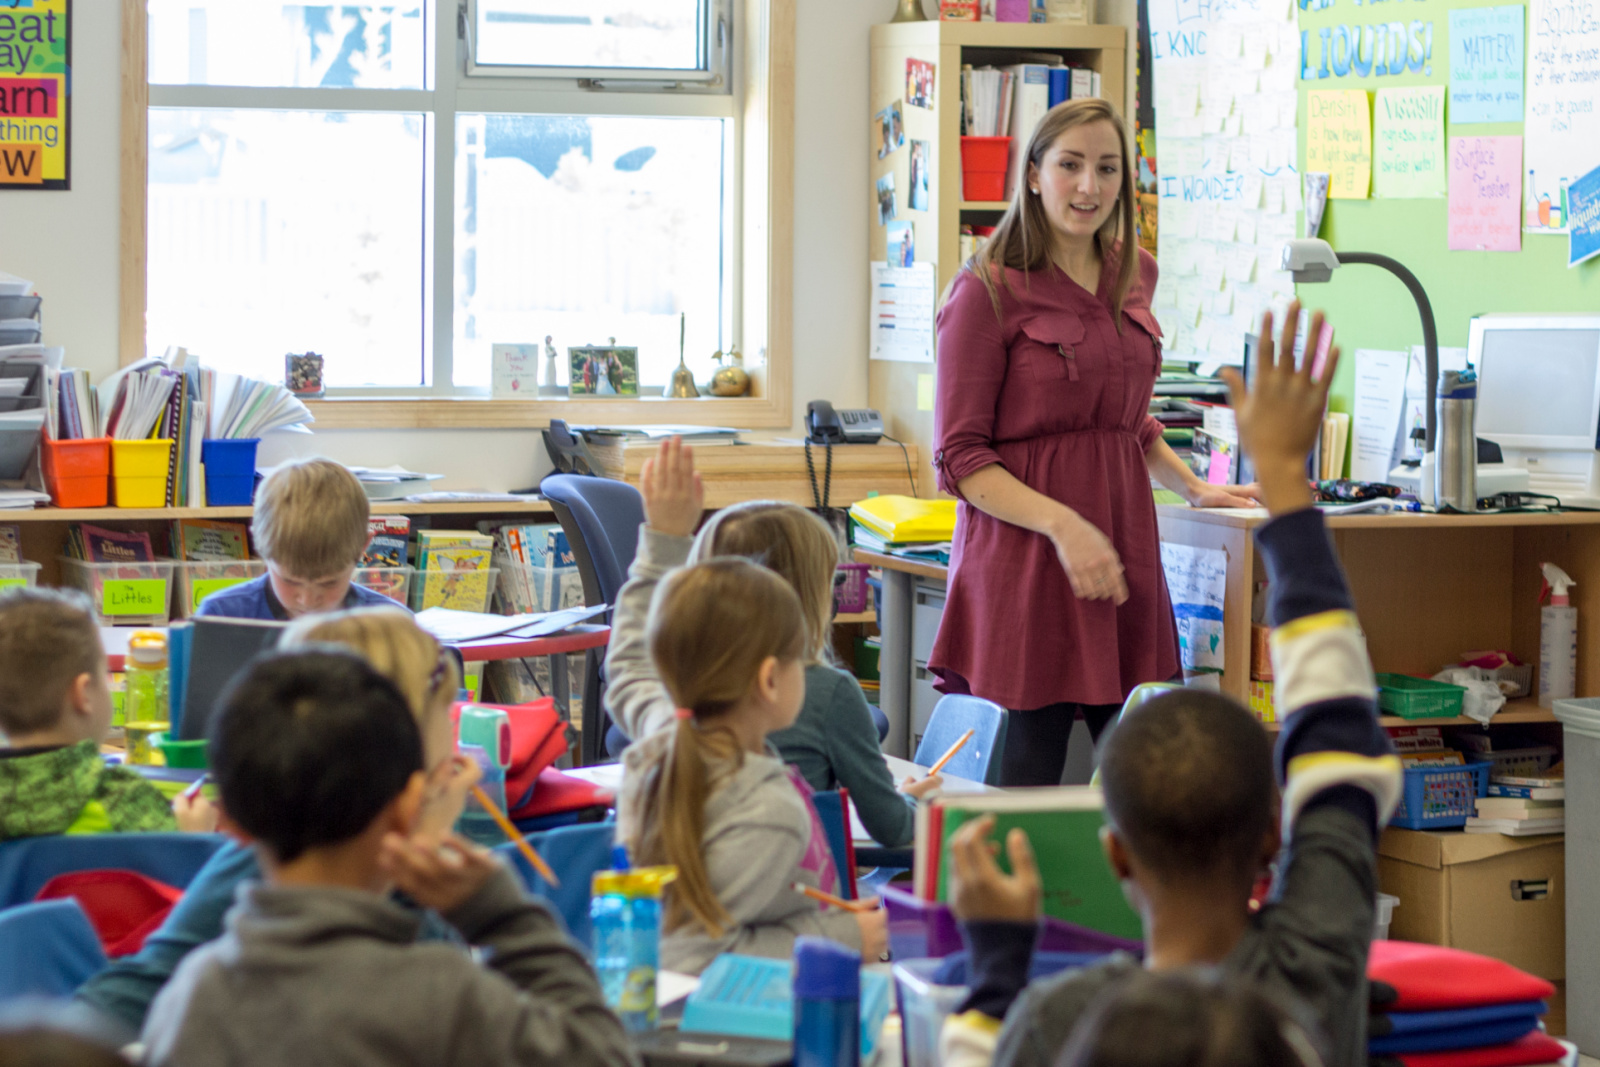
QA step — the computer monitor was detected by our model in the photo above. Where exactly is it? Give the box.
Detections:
[1471,312,1600,506]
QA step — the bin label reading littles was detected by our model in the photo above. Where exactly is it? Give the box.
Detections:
[104,579,165,617]
[0,578,24,593]
[0,0,71,190]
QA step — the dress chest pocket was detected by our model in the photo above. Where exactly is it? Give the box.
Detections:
[1017,318,1088,384]
[1124,307,1165,374]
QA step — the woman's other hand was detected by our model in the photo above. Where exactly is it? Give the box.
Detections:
[640,436,704,539]
[1185,482,1262,509]
[1049,512,1128,603]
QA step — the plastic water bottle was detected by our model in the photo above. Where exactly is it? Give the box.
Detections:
[123,630,169,726]
[591,854,677,1032]
[454,743,506,847]
[794,937,861,1067]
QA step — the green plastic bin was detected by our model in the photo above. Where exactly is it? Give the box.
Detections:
[160,738,208,769]
[1375,673,1467,719]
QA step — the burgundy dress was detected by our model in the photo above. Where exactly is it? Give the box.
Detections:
[929,246,1180,711]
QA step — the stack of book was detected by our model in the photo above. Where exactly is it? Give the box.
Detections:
[849,495,956,564]
[65,523,154,565]
[360,516,412,604]
[1466,770,1565,837]
[578,425,743,481]
[171,518,250,563]
[489,522,583,615]
[960,66,1016,137]
[415,530,494,612]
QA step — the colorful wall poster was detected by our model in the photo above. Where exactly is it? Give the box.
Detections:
[1306,89,1372,199]
[1448,136,1523,252]
[0,0,69,189]
[1526,0,1600,233]
[1449,5,1525,124]
[1568,163,1600,267]
[1374,86,1445,198]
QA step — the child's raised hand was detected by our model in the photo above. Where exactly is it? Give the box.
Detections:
[173,791,219,833]
[379,831,500,915]
[898,774,943,800]
[1220,300,1339,515]
[640,436,704,539]
[947,815,1042,924]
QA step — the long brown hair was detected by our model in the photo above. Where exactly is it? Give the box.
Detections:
[635,558,808,935]
[968,98,1139,327]
[690,501,838,664]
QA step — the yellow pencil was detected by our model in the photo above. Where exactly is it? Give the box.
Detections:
[926,728,975,777]
[472,783,559,887]
[792,881,878,912]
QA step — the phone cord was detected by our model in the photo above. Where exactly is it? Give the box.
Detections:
[804,440,833,511]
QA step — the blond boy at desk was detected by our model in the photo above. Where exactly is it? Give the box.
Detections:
[0,588,212,839]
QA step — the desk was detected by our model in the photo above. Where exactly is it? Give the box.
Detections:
[853,549,948,758]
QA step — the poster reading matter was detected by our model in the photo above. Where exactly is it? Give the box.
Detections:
[0,0,69,189]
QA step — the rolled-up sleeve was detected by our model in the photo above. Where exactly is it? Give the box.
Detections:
[1138,414,1164,453]
[934,272,1011,499]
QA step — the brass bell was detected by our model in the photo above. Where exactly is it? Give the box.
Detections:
[667,312,700,399]
[710,347,751,397]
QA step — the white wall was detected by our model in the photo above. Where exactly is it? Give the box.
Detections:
[0,0,1138,491]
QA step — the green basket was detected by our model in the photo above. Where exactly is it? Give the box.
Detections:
[1375,673,1467,719]
[159,738,209,769]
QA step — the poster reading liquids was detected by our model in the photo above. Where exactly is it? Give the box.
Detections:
[1525,0,1600,233]
[0,0,69,189]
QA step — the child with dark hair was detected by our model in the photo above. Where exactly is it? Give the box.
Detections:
[1057,969,1326,1067]
[140,650,633,1067]
[939,303,1401,1067]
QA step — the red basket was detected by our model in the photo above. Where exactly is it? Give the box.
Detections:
[835,563,871,615]
[960,136,1012,201]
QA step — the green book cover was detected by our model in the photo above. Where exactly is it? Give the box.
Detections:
[933,789,1142,941]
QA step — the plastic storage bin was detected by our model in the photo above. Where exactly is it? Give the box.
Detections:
[57,557,177,626]
[883,886,1142,961]
[352,566,413,607]
[959,136,1011,201]
[893,959,970,1067]
[0,562,41,591]
[1376,673,1468,719]
[835,563,871,614]
[200,438,260,506]
[111,439,174,508]
[1552,696,1600,1054]
[1389,760,1492,830]
[1374,892,1399,941]
[41,437,110,508]
[175,560,266,617]
[411,567,498,613]
[159,738,207,769]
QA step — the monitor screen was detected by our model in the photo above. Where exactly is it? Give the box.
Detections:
[1476,326,1600,443]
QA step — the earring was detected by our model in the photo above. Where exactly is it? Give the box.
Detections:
[1030,187,1040,195]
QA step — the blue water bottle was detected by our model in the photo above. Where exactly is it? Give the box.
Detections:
[454,743,507,847]
[794,937,861,1067]
[592,849,677,1032]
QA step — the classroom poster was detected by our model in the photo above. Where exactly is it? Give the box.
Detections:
[1373,87,1444,198]
[1448,136,1523,252]
[1449,5,1525,124]
[1160,542,1227,676]
[1525,0,1600,233]
[1568,163,1600,267]
[869,261,935,363]
[1146,0,1300,364]
[0,0,69,189]
[1306,89,1372,199]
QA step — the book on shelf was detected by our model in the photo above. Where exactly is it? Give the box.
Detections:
[960,66,1016,138]
[1486,782,1565,801]
[1463,816,1565,836]
[490,523,582,615]
[72,524,154,565]
[0,524,18,565]
[171,519,250,562]
[362,516,412,569]
[849,495,957,544]
[1491,772,1564,788]
[1475,796,1564,818]
[416,530,494,612]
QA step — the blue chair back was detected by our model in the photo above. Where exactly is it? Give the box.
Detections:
[0,834,227,909]
[1088,683,1186,786]
[538,474,646,610]
[809,790,857,900]
[497,820,617,951]
[913,695,1009,785]
[0,899,109,1000]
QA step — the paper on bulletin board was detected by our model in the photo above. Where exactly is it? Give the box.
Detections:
[1160,542,1227,675]
[1350,349,1408,483]
[869,261,935,363]
[1449,136,1523,252]
[1568,163,1600,267]
[1374,87,1445,198]
[1449,5,1525,124]
[1526,0,1600,234]
[1307,90,1373,199]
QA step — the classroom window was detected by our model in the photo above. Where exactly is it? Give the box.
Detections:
[144,0,738,397]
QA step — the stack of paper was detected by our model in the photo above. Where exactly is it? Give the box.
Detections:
[0,273,32,296]
[103,368,178,440]
[205,371,314,439]
[346,465,446,501]
[1319,413,1351,480]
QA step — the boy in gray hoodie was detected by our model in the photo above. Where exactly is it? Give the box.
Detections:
[140,650,636,1067]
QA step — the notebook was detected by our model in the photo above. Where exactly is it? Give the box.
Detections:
[176,617,285,740]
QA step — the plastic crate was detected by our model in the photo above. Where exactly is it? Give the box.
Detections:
[1487,663,1534,699]
[1389,760,1492,830]
[174,560,266,618]
[411,567,497,613]
[1478,746,1559,780]
[200,438,260,506]
[41,437,110,508]
[110,439,174,508]
[883,886,1141,961]
[835,562,871,614]
[57,557,176,626]
[680,954,891,1058]
[0,562,41,592]
[1376,673,1468,719]
[353,566,413,608]
[893,960,970,1067]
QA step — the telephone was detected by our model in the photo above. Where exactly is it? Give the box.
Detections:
[806,400,884,445]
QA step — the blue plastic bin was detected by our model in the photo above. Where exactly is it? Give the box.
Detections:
[1389,760,1492,830]
[201,438,260,505]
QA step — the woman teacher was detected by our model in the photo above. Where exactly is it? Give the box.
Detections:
[930,98,1257,786]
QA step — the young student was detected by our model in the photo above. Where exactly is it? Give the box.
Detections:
[938,303,1401,1067]
[76,608,477,1040]
[618,558,887,975]
[196,457,402,620]
[0,588,212,839]
[605,436,939,848]
[1057,970,1326,1067]
[140,649,631,1067]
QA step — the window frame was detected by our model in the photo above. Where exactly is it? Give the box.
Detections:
[118,0,795,430]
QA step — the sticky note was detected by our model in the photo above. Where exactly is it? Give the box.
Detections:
[1306,90,1372,200]
[1448,136,1523,252]
[1450,5,1525,124]
[917,373,935,412]
[191,576,248,613]
[103,579,166,617]
[1374,87,1446,199]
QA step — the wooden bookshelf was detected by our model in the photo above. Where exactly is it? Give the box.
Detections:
[1260,699,1559,733]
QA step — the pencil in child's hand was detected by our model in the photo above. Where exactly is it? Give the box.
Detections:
[792,881,879,913]
[180,773,211,801]
[926,729,975,777]
[470,782,559,887]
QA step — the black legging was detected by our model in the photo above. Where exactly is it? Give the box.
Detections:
[999,702,1120,787]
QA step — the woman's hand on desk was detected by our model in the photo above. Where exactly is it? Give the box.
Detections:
[1049,513,1129,604]
[899,774,944,800]
[641,436,705,538]
[1183,482,1262,509]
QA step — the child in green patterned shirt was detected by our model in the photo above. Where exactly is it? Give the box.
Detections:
[0,588,213,839]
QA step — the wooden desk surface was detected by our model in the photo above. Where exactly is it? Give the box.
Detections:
[1156,503,1600,530]
[853,548,949,581]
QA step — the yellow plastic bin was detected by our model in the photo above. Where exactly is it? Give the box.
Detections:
[112,439,175,507]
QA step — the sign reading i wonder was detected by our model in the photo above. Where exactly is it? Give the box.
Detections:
[0,0,70,190]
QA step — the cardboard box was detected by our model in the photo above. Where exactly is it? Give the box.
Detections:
[1378,827,1565,980]
[1547,979,1566,1037]
[1251,624,1273,680]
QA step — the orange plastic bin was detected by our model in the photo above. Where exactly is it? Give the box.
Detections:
[41,437,112,508]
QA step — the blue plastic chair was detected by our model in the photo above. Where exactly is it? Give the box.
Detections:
[912,695,1009,786]
[0,899,109,1000]
[496,820,617,952]
[809,790,858,901]
[0,834,227,910]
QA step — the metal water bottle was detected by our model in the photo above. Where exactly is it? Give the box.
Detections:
[1434,369,1478,513]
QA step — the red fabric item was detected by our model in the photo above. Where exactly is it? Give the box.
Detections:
[1388,1032,1567,1067]
[929,248,1179,710]
[451,698,567,809]
[1369,941,1557,1012]
[509,767,615,820]
[35,870,182,957]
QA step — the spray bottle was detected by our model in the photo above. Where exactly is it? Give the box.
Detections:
[1539,563,1578,708]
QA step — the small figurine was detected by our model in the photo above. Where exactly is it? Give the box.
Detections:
[710,346,751,396]
[541,334,566,396]
[286,352,324,398]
